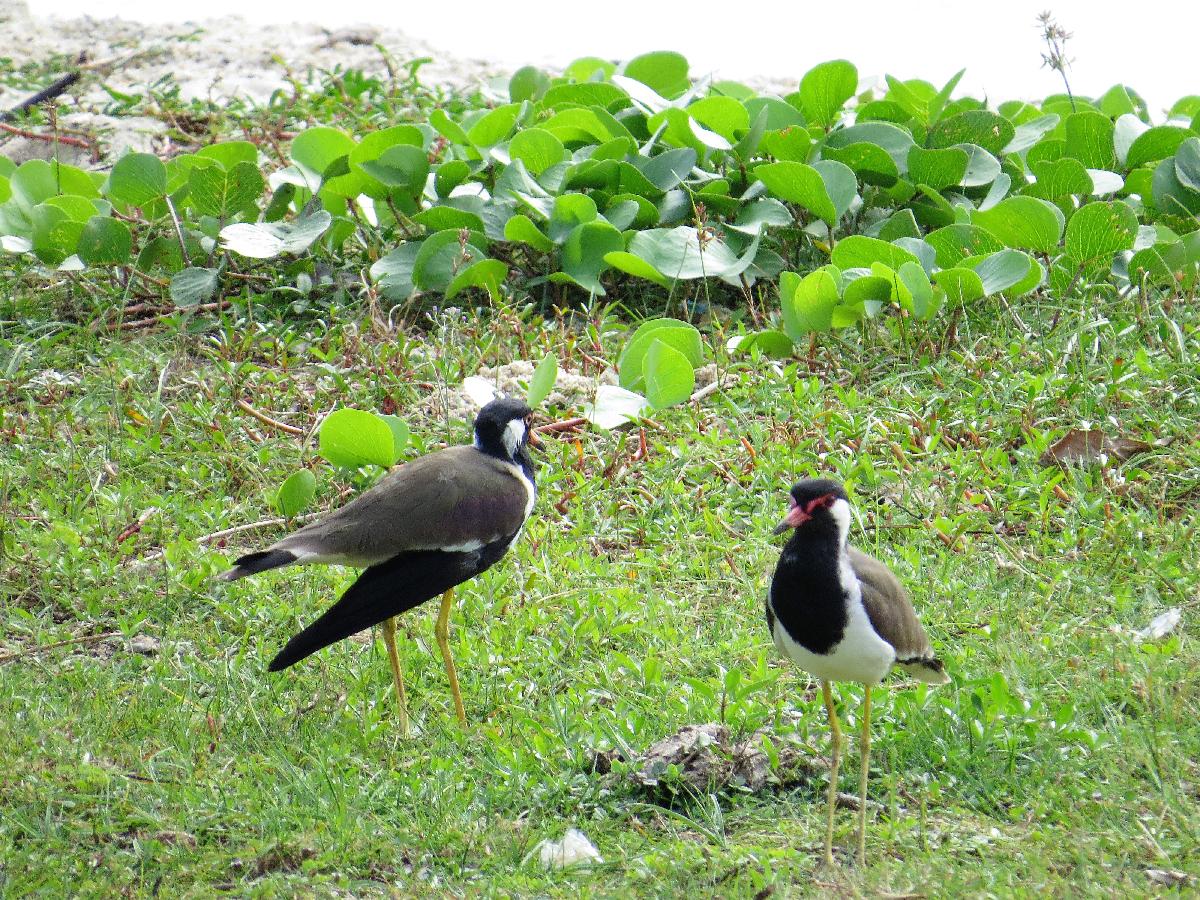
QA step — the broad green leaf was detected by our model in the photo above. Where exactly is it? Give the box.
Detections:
[755,161,836,225]
[898,261,940,319]
[548,193,599,242]
[878,209,920,241]
[557,220,623,294]
[564,56,616,82]
[509,65,550,102]
[411,205,485,233]
[188,161,264,218]
[822,142,897,186]
[43,194,96,223]
[927,110,1014,156]
[169,267,218,307]
[933,267,985,302]
[973,249,1033,295]
[971,196,1064,253]
[800,59,857,128]
[687,96,749,142]
[1029,157,1092,198]
[1152,158,1200,217]
[9,160,57,213]
[781,267,840,338]
[841,274,891,315]
[359,144,429,196]
[824,122,915,171]
[625,226,749,280]
[30,203,78,265]
[1065,200,1139,263]
[1126,126,1194,169]
[468,104,521,148]
[745,97,805,130]
[370,243,420,300]
[76,216,131,266]
[1174,137,1200,192]
[618,318,704,391]
[412,229,488,292]
[762,127,812,162]
[275,469,316,518]
[435,160,471,198]
[1063,111,1116,170]
[644,339,695,410]
[831,235,919,271]
[542,108,617,145]
[925,224,1004,267]
[503,214,555,252]
[604,250,671,288]
[727,198,793,236]
[1003,114,1059,154]
[107,152,166,206]
[290,127,355,181]
[956,143,1001,187]
[812,160,858,220]
[527,353,558,407]
[908,146,968,190]
[318,408,397,468]
[445,258,508,301]
[374,418,410,463]
[197,141,258,170]
[735,329,794,358]
[542,82,628,109]
[429,109,471,147]
[1098,85,1137,119]
[635,148,697,192]
[219,210,333,259]
[508,128,566,175]
[623,51,690,99]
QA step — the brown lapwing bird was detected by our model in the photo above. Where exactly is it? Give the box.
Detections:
[767,478,950,867]
[220,397,537,734]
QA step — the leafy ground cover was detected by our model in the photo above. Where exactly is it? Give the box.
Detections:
[2,40,1199,898]
[3,278,1197,896]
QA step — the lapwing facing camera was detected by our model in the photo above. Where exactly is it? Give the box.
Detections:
[220,397,537,734]
[767,478,949,866]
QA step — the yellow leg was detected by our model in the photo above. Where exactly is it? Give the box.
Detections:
[381,616,409,736]
[435,587,467,725]
[858,685,872,867]
[822,680,843,867]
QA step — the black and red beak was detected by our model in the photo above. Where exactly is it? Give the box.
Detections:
[773,497,810,535]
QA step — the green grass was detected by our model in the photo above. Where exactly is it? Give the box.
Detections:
[2,285,1197,897]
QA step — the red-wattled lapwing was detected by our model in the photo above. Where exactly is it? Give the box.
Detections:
[767,478,949,866]
[220,397,537,734]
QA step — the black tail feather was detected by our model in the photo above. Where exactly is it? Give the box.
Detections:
[267,549,482,672]
[220,549,298,581]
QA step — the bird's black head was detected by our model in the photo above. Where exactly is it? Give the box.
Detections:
[772,478,851,536]
[473,397,536,463]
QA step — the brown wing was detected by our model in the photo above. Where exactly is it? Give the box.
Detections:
[272,446,530,565]
[849,547,934,662]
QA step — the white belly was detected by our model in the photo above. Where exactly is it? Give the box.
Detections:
[773,596,896,684]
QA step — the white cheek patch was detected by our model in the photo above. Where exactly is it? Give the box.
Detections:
[502,419,526,457]
[828,498,852,545]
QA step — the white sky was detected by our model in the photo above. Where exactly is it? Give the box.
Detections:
[42,1,1197,119]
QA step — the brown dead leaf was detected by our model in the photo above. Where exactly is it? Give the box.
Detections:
[623,723,823,797]
[1040,429,1152,466]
